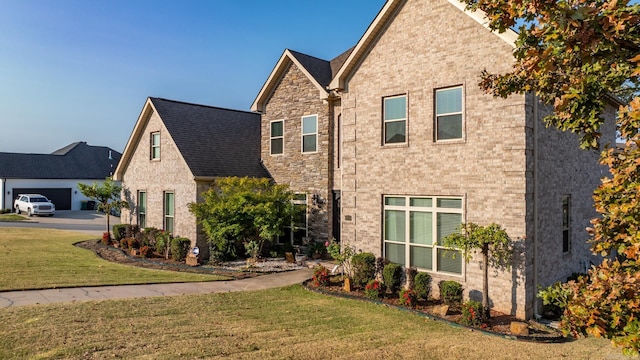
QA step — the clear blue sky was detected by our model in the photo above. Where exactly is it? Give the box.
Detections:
[0,0,386,154]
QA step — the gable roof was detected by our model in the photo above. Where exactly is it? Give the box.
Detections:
[115,97,269,181]
[0,142,120,180]
[251,48,351,112]
[329,0,519,90]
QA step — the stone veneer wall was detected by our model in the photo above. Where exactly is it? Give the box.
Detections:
[260,61,333,243]
[338,0,530,318]
[119,109,207,258]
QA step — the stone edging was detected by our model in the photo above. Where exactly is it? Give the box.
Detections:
[302,280,566,343]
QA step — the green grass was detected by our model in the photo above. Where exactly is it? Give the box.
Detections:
[0,213,28,222]
[0,227,228,291]
[0,285,626,359]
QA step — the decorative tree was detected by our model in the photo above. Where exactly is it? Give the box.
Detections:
[458,0,639,353]
[442,223,512,318]
[188,177,300,261]
[77,177,129,236]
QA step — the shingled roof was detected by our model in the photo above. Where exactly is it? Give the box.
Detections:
[0,142,120,179]
[147,97,269,178]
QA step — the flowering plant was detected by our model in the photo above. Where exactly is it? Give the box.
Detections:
[325,239,355,279]
[364,280,385,300]
[312,265,330,287]
[399,289,417,308]
[460,300,486,327]
[101,232,111,245]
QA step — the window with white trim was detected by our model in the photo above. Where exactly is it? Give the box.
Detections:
[138,191,146,228]
[302,115,317,153]
[562,195,571,253]
[270,120,284,155]
[435,86,463,141]
[280,193,308,245]
[164,191,174,235]
[151,132,161,160]
[383,95,407,144]
[383,196,463,275]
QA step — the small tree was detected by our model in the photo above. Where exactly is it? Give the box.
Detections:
[188,177,300,261]
[77,177,129,236]
[442,223,512,318]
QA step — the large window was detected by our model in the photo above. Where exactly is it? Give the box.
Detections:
[164,191,174,235]
[562,195,571,253]
[270,120,284,155]
[435,86,463,141]
[138,191,147,228]
[302,115,318,153]
[383,95,407,144]
[280,193,308,245]
[150,132,161,160]
[383,195,463,275]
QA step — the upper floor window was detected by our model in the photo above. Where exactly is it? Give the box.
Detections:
[383,95,407,144]
[435,86,463,141]
[302,115,318,153]
[150,132,161,160]
[270,120,284,155]
[562,195,571,253]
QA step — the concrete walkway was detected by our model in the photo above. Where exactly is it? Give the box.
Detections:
[0,268,313,308]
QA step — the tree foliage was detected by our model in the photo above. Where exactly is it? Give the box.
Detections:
[188,177,299,261]
[77,177,128,234]
[462,0,639,353]
[442,222,512,318]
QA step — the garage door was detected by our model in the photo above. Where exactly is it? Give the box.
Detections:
[12,188,72,210]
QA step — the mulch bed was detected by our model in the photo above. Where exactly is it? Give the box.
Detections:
[304,277,565,343]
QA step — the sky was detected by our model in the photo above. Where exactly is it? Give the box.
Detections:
[0,0,386,154]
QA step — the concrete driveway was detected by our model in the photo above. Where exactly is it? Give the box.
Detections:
[0,210,120,236]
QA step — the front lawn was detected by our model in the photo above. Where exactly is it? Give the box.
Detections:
[0,228,228,291]
[0,213,28,222]
[0,286,624,359]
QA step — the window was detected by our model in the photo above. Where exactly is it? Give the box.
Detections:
[383,95,407,144]
[138,191,147,228]
[164,192,174,234]
[435,86,463,141]
[150,132,161,160]
[562,195,571,253]
[302,115,317,153]
[337,114,341,169]
[383,195,464,275]
[270,120,284,155]
[280,194,308,245]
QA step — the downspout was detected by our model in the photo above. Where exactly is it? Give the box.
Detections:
[533,95,542,320]
[1,178,5,210]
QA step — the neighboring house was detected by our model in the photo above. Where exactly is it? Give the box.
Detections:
[252,0,618,319]
[113,97,268,260]
[0,142,121,211]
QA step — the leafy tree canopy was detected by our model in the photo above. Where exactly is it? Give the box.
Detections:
[77,177,128,233]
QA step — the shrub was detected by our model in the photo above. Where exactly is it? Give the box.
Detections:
[306,241,327,258]
[375,257,389,278]
[413,272,432,300]
[171,237,191,262]
[399,289,417,308]
[0,209,11,214]
[439,280,463,305]
[101,232,111,245]
[351,252,376,287]
[382,263,403,293]
[140,245,152,258]
[125,224,140,239]
[364,280,385,300]
[112,224,127,242]
[154,230,171,257]
[460,300,486,327]
[312,265,329,287]
[121,237,139,250]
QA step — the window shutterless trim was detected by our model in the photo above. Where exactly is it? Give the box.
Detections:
[150,132,161,160]
[382,94,408,145]
[434,85,464,142]
[270,120,284,155]
[301,115,318,153]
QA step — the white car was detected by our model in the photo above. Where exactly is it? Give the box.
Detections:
[14,194,56,217]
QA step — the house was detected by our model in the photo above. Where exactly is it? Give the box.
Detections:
[251,0,617,319]
[113,97,269,260]
[0,141,121,211]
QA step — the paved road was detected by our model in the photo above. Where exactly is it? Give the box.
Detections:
[0,210,120,236]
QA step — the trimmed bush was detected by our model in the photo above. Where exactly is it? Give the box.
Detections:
[112,224,127,242]
[460,300,486,327]
[171,237,191,262]
[312,265,329,287]
[125,224,140,239]
[413,272,432,300]
[375,257,389,278]
[382,263,403,293]
[364,279,385,300]
[439,280,463,305]
[140,245,152,258]
[351,252,376,287]
[399,289,417,308]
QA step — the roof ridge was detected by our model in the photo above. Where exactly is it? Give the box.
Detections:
[150,97,256,115]
[287,49,330,63]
